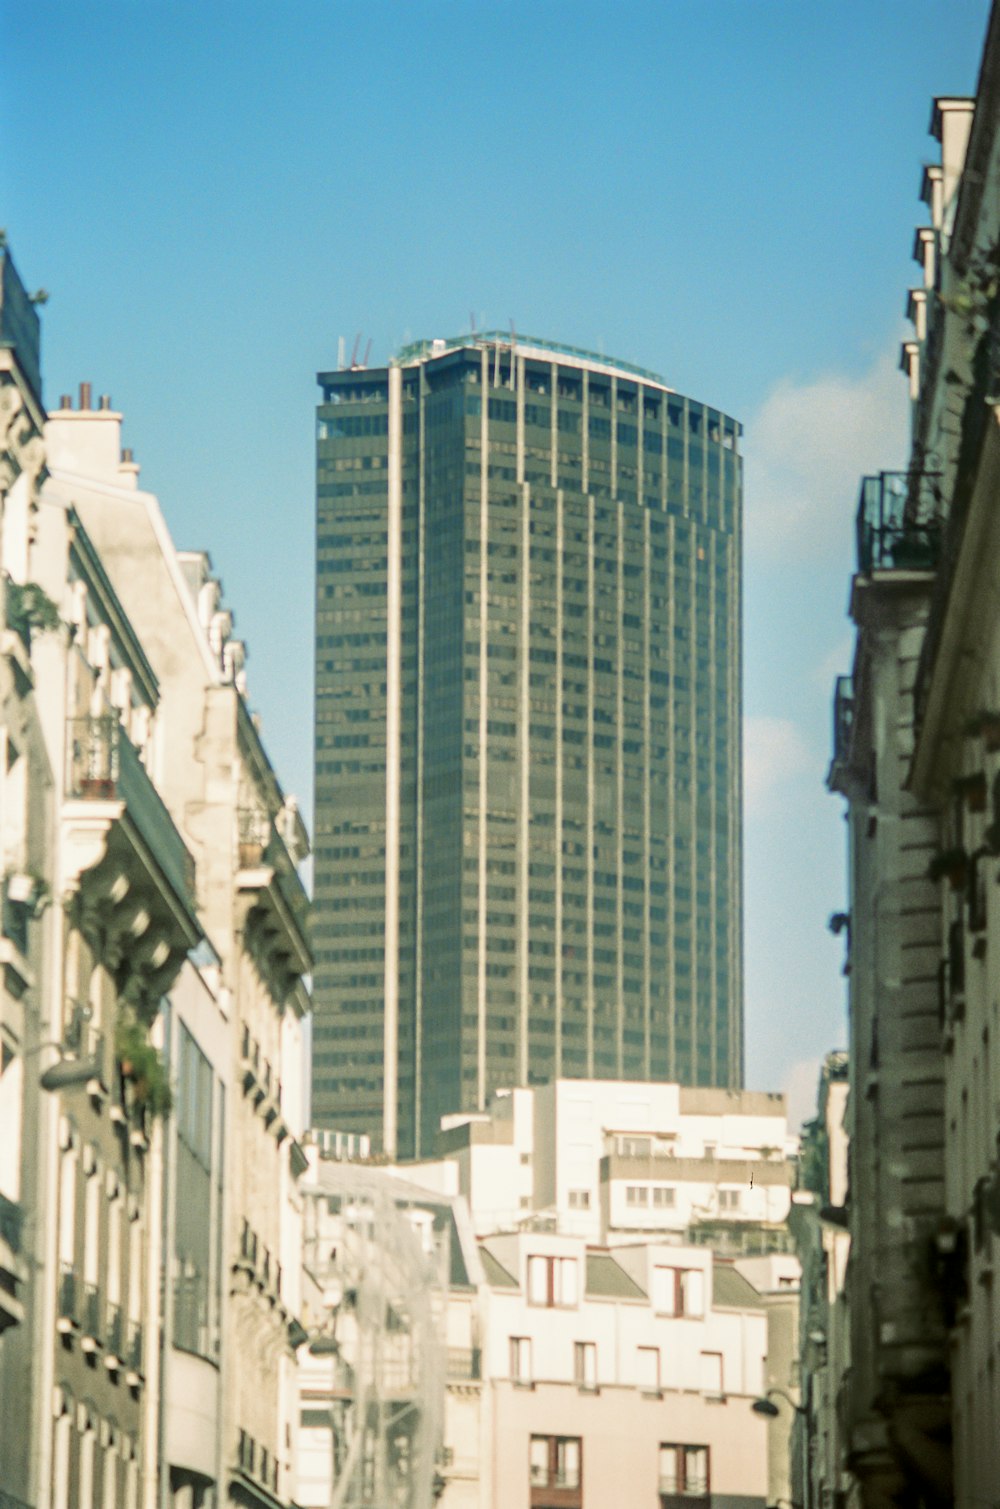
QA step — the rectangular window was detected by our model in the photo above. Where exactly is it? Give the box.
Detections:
[659,1443,710,1498]
[530,1436,582,1493]
[527,1254,578,1308]
[625,1184,649,1207]
[574,1340,597,1390]
[652,1186,676,1208]
[652,1265,705,1318]
[718,1188,741,1211]
[637,1346,660,1392]
[173,1024,216,1357]
[700,1351,724,1395]
[510,1336,532,1385]
[567,1189,590,1209]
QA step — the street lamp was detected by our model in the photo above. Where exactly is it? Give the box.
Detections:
[751,1387,805,1419]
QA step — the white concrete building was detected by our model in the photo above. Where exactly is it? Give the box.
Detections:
[296,1143,779,1509]
[409,1079,796,1252]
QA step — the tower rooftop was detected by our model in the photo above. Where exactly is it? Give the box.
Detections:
[393,331,672,391]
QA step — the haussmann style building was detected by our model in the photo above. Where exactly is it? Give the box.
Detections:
[314,334,743,1156]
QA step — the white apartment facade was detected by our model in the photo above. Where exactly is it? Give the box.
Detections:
[418,1079,796,1250]
[295,1148,778,1509]
[477,1231,769,1509]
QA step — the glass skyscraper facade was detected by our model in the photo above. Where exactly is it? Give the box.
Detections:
[314,335,743,1156]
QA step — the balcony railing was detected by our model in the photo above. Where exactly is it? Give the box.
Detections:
[66,716,196,905]
[58,1263,78,1324]
[0,1192,23,1254]
[832,676,854,767]
[82,1281,101,1341]
[126,1319,143,1374]
[237,807,309,931]
[106,1301,124,1361]
[856,470,943,574]
[446,1346,482,1381]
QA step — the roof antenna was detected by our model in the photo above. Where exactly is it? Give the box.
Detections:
[337,335,346,370]
[363,338,372,367]
[509,320,517,389]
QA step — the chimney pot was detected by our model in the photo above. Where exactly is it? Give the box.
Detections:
[121,447,134,464]
[99,394,111,410]
[79,381,92,410]
[60,394,72,410]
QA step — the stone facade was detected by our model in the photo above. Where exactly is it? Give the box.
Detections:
[827,11,1000,1502]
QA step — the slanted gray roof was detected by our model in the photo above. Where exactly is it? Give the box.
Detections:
[479,1247,519,1290]
[585,1252,647,1301]
[712,1263,765,1310]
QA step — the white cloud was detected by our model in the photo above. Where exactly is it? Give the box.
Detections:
[744,346,909,562]
[744,714,814,817]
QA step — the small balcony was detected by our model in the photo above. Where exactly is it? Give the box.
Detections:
[832,676,854,767]
[0,1191,23,1256]
[446,1346,482,1382]
[105,1302,124,1369]
[67,716,196,905]
[126,1319,143,1386]
[81,1281,101,1351]
[855,470,942,574]
[57,1262,78,1332]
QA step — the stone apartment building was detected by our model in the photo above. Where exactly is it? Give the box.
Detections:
[0,246,312,1509]
[827,6,1000,1502]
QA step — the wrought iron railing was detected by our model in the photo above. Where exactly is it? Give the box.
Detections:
[126,1318,143,1373]
[0,1191,23,1254]
[66,715,196,904]
[832,675,854,768]
[105,1302,123,1360]
[446,1346,482,1381]
[82,1281,101,1340]
[855,470,943,573]
[58,1262,77,1323]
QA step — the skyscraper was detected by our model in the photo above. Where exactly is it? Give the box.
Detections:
[314,334,742,1155]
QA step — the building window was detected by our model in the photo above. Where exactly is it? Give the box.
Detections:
[659,1443,709,1499]
[530,1436,582,1497]
[625,1184,649,1207]
[510,1336,532,1385]
[651,1265,705,1318]
[652,1186,676,1208]
[718,1188,741,1211]
[699,1350,723,1395]
[174,1023,217,1358]
[637,1346,660,1392]
[573,1340,597,1390]
[567,1189,590,1210]
[527,1254,578,1308]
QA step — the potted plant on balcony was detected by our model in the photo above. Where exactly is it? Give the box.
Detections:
[115,1016,173,1118]
[5,580,60,648]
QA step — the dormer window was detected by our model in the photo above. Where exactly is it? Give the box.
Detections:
[527,1254,578,1308]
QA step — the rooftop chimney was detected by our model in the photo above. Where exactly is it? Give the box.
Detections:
[99,394,111,410]
[121,448,133,463]
[59,394,72,410]
[79,381,92,410]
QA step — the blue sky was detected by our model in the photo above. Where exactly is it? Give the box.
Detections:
[3,0,991,1121]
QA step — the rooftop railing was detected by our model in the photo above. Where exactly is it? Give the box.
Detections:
[855,470,943,574]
